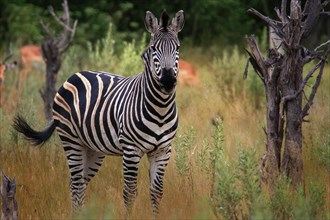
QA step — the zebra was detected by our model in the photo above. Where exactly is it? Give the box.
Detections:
[13,9,184,216]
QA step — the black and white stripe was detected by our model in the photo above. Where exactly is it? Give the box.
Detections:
[13,10,184,216]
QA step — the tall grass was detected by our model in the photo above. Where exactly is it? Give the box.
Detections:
[0,26,329,219]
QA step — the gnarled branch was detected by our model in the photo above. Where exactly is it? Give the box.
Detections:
[301,59,327,119]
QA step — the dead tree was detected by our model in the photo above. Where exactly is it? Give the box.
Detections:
[40,0,77,120]
[1,172,18,220]
[244,0,329,186]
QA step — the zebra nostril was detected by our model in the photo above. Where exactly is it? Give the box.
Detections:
[159,69,177,93]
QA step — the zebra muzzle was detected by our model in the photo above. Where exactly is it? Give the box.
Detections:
[159,68,177,94]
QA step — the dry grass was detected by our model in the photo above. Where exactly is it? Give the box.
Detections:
[0,48,329,219]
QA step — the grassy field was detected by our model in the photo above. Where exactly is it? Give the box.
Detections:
[0,42,329,219]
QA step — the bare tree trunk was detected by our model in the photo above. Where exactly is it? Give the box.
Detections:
[39,0,77,121]
[280,54,304,184]
[41,39,61,120]
[245,0,329,186]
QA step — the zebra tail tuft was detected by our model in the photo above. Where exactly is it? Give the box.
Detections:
[13,114,56,146]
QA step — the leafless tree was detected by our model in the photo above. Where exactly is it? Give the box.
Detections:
[40,0,77,120]
[244,0,329,186]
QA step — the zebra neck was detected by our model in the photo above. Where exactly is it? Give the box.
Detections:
[140,68,176,117]
[140,48,176,115]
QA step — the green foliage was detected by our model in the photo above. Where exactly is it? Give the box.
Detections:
[293,178,326,219]
[306,178,326,218]
[213,47,264,108]
[206,120,328,219]
[60,23,147,80]
[196,118,225,174]
[174,126,196,175]
[211,119,225,160]
[5,3,45,44]
[74,198,115,219]
[237,148,261,215]
[316,132,330,171]
[116,36,146,76]
[196,141,211,173]
[86,24,146,76]
[270,175,294,219]
[73,6,112,46]
[213,150,242,220]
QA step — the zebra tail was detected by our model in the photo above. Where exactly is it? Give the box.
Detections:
[13,115,56,146]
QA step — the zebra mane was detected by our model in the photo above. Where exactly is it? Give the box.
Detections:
[160,9,169,31]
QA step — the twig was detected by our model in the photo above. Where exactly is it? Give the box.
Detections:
[301,60,326,119]
[247,8,285,38]
[322,0,330,7]
[48,5,74,33]
[60,19,78,54]
[314,39,330,51]
[320,11,330,16]
[279,60,323,118]
[243,56,250,79]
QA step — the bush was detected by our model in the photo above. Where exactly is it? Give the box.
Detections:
[174,126,196,176]
[204,118,328,220]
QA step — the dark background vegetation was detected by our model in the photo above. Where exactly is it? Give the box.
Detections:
[1,0,329,51]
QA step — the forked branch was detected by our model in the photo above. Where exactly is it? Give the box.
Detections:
[301,58,327,119]
[40,0,78,54]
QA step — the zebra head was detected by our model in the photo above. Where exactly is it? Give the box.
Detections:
[145,10,184,95]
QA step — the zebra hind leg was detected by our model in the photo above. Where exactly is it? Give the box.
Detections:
[61,139,105,215]
[147,145,171,216]
[63,141,87,214]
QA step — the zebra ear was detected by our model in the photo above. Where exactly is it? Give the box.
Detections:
[145,11,158,34]
[171,10,184,33]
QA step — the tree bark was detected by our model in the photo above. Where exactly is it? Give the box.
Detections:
[280,54,304,184]
[41,39,61,121]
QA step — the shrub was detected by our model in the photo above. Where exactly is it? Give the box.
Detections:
[174,126,196,175]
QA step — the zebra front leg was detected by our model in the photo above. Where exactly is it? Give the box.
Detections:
[147,145,171,216]
[122,146,143,214]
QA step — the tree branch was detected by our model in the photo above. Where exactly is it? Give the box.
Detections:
[322,0,330,7]
[243,57,250,79]
[245,35,267,83]
[314,39,330,51]
[281,0,288,22]
[301,59,326,119]
[48,6,74,33]
[279,60,323,119]
[247,8,285,39]
[320,11,330,16]
[41,0,77,54]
